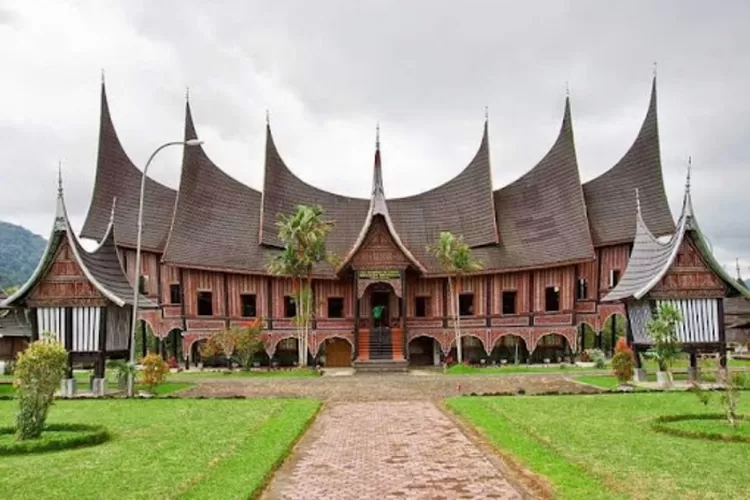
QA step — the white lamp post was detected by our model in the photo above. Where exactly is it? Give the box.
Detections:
[127,138,203,398]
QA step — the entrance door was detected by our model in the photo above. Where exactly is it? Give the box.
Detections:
[325,339,352,367]
[371,292,389,328]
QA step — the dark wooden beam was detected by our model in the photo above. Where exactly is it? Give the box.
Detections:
[29,308,39,342]
[64,307,73,378]
[353,272,359,359]
[178,268,187,331]
[266,278,273,330]
[485,276,492,327]
[96,306,108,378]
[223,272,230,328]
[442,278,449,328]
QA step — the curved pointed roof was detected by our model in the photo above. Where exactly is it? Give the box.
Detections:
[161,101,269,272]
[583,78,674,246]
[488,97,594,269]
[259,123,369,255]
[387,120,498,268]
[80,82,177,252]
[3,182,155,309]
[604,179,749,302]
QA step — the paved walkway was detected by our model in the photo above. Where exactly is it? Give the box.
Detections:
[262,402,523,500]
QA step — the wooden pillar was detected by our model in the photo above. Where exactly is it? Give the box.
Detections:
[223,272,230,329]
[172,330,179,360]
[485,276,492,327]
[266,278,273,330]
[353,272,360,359]
[718,298,727,369]
[442,278,449,328]
[29,308,39,342]
[610,314,617,356]
[578,323,585,352]
[140,319,147,357]
[400,270,407,359]
[96,306,108,379]
[689,349,698,381]
[311,280,317,331]
[634,348,643,368]
[178,269,187,331]
[64,307,74,378]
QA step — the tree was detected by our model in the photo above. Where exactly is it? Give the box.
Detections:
[138,353,169,393]
[428,231,482,363]
[13,336,68,440]
[201,322,264,371]
[646,303,683,385]
[267,204,336,366]
[234,320,264,370]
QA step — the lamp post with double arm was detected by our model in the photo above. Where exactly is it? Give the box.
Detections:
[127,138,203,398]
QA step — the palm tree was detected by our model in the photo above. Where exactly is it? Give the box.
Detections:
[428,231,482,363]
[267,204,336,366]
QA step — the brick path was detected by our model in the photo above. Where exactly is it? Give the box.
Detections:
[262,401,523,500]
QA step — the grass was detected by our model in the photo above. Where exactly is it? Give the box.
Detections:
[662,416,750,440]
[445,363,607,375]
[0,381,193,397]
[447,392,750,499]
[0,398,320,499]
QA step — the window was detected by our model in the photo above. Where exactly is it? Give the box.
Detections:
[197,291,213,316]
[545,287,560,312]
[576,279,588,300]
[138,275,149,295]
[458,293,474,316]
[327,297,344,318]
[241,294,257,317]
[284,296,296,318]
[609,270,621,288]
[502,291,517,315]
[278,338,296,350]
[415,296,429,317]
[169,284,181,304]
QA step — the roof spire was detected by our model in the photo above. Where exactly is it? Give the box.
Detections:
[565,80,570,98]
[265,109,270,126]
[653,61,658,78]
[736,258,742,281]
[484,105,489,122]
[686,155,692,192]
[375,122,380,151]
[185,86,190,101]
[101,68,105,84]
[57,160,63,196]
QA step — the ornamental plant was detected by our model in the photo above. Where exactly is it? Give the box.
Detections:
[13,337,68,440]
[138,353,169,393]
[611,338,635,384]
[646,303,683,373]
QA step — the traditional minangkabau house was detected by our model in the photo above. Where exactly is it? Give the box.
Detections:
[0,177,157,395]
[23,75,688,371]
[603,169,750,380]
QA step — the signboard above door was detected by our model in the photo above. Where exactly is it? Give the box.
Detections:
[358,270,401,280]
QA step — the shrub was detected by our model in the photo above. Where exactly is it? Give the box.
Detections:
[138,353,169,393]
[611,338,635,384]
[13,338,68,440]
[586,349,606,369]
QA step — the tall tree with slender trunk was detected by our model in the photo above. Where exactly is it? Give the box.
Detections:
[428,231,482,363]
[267,204,336,366]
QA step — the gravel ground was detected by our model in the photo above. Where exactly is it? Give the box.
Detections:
[178,372,600,401]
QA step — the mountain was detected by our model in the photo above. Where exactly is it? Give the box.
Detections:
[0,221,47,290]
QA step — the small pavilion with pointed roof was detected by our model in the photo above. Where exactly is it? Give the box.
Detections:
[1,172,157,396]
[603,163,749,380]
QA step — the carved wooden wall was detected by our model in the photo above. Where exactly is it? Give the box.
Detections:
[651,235,725,299]
[26,239,107,307]
[350,217,411,270]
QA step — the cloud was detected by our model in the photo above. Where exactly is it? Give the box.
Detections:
[2,0,750,270]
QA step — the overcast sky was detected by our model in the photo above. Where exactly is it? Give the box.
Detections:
[2,0,749,273]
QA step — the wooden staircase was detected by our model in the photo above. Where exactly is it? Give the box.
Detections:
[354,327,408,372]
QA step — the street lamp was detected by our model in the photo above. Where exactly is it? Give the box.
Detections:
[127,138,203,398]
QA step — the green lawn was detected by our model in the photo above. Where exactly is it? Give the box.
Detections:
[447,392,750,499]
[0,398,320,499]
[0,381,193,397]
[445,364,608,375]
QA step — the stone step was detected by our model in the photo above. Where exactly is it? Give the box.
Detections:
[353,359,409,373]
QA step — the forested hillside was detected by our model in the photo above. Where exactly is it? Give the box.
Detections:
[0,221,46,289]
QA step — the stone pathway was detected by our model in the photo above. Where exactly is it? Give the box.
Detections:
[262,401,523,500]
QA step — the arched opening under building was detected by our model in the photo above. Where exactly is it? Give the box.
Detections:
[163,328,183,364]
[531,333,573,364]
[601,313,627,355]
[408,336,441,366]
[320,338,352,367]
[192,338,227,368]
[272,337,300,367]
[490,335,530,365]
[448,335,486,364]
